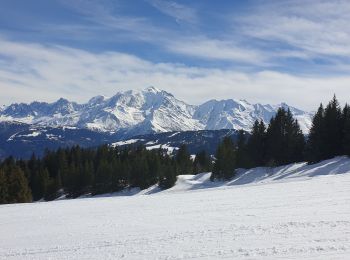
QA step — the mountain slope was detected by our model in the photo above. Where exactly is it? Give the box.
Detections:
[1,157,349,259]
[193,99,311,133]
[0,87,313,136]
[0,122,121,159]
[111,129,243,155]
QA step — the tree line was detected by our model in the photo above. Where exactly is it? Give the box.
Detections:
[0,144,212,204]
[0,96,349,204]
[211,96,350,180]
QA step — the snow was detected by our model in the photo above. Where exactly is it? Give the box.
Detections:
[193,99,312,134]
[1,157,349,259]
[0,88,313,135]
[145,144,179,153]
[16,131,41,138]
[111,139,144,147]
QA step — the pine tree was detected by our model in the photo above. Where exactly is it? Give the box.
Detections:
[81,161,94,191]
[175,144,193,175]
[211,137,236,181]
[0,168,8,204]
[159,160,177,189]
[37,167,50,200]
[147,152,161,185]
[342,104,350,156]
[236,130,251,168]
[6,166,32,203]
[64,163,80,197]
[265,108,305,166]
[193,150,212,174]
[306,104,325,163]
[56,148,69,186]
[93,159,112,194]
[44,172,62,201]
[247,120,266,167]
[323,95,343,158]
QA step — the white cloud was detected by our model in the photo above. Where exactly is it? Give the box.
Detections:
[146,0,198,24]
[59,0,165,42]
[167,37,268,65]
[236,0,350,57]
[0,38,349,110]
[56,0,270,65]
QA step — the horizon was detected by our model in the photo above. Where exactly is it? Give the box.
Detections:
[1,0,350,110]
[0,86,320,111]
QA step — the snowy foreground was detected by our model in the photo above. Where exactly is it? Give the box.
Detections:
[1,157,350,259]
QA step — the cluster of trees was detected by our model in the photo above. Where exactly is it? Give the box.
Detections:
[1,96,349,205]
[211,107,305,180]
[306,96,350,163]
[211,96,350,181]
[0,144,212,204]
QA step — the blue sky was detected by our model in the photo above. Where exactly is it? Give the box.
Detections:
[1,0,350,110]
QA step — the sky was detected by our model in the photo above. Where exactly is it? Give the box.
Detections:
[1,0,350,110]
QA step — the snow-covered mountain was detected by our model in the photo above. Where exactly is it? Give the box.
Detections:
[0,87,313,136]
[193,99,312,133]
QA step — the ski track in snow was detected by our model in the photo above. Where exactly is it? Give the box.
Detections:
[1,160,350,259]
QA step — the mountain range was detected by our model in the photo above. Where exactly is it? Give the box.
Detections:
[0,87,312,137]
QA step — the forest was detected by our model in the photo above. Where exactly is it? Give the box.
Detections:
[1,96,349,204]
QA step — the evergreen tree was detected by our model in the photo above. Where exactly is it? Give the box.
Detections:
[306,104,325,163]
[44,171,62,201]
[56,148,69,186]
[5,166,32,203]
[342,104,350,156]
[81,161,94,191]
[323,95,343,158]
[175,144,193,175]
[110,158,123,191]
[38,167,50,200]
[193,150,212,174]
[159,159,177,189]
[247,120,266,167]
[265,108,305,166]
[147,152,161,184]
[93,159,112,194]
[211,137,236,181]
[130,155,150,190]
[0,169,8,204]
[236,130,251,168]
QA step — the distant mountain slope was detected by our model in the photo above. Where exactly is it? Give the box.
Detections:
[0,87,313,136]
[0,121,242,159]
[0,122,120,159]
[111,129,243,155]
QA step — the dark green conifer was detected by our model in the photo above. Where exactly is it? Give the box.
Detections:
[175,144,193,175]
[211,137,236,181]
[193,150,212,174]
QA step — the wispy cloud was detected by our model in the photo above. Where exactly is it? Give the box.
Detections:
[59,0,165,42]
[235,0,350,58]
[1,0,350,110]
[146,0,198,24]
[57,0,269,65]
[0,37,348,110]
[167,37,268,65]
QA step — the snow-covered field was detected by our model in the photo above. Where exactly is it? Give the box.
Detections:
[1,157,350,259]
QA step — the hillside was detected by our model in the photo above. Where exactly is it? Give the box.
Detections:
[1,157,349,259]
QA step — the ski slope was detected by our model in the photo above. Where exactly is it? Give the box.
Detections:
[1,157,350,259]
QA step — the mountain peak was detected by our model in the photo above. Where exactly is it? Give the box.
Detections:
[0,88,313,134]
[88,95,105,105]
[144,86,161,93]
[55,98,70,105]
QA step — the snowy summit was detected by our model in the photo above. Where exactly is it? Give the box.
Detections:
[0,87,313,135]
